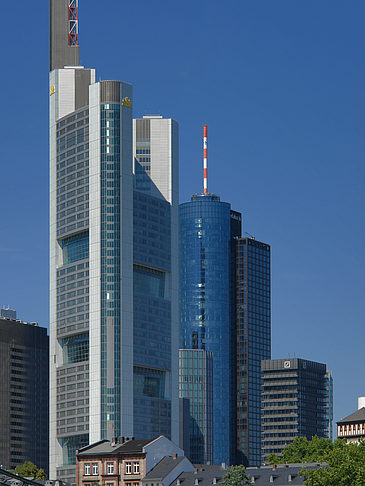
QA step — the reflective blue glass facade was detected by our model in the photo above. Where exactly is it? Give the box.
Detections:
[133,191,172,438]
[180,194,232,465]
[179,349,213,464]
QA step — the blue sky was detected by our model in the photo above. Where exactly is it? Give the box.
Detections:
[0,0,364,432]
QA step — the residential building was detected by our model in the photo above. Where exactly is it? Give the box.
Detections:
[337,401,365,444]
[234,238,271,466]
[178,349,213,464]
[49,2,179,483]
[76,436,188,486]
[261,358,333,462]
[170,464,228,486]
[0,311,48,472]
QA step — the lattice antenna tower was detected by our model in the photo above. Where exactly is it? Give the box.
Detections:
[68,0,79,46]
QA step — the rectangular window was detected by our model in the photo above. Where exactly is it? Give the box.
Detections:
[133,483,139,486]
[107,463,114,474]
[84,464,90,475]
[92,463,98,475]
[125,462,132,474]
[133,463,140,474]
[107,483,114,486]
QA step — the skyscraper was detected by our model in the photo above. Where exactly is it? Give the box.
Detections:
[179,193,239,465]
[49,2,179,482]
[179,127,271,466]
[0,310,48,472]
[261,358,333,462]
[235,238,271,466]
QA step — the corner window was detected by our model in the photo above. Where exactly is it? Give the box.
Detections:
[125,462,132,474]
[92,463,98,475]
[133,462,140,474]
[107,463,114,474]
[84,464,90,475]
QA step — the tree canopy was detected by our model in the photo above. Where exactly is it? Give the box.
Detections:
[10,461,47,480]
[220,465,250,486]
[267,436,365,486]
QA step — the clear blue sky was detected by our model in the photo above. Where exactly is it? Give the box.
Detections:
[0,0,364,433]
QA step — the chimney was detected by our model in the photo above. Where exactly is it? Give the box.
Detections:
[173,453,177,459]
[195,480,199,486]
[221,463,226,470]
[213,478,217,485]
[177,480,180,486]
[194,468,198,474]
[111,437,117,446]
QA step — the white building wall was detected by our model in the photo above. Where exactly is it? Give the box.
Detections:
[88,83,102,444]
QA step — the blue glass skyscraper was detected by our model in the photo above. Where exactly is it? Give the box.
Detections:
[180,194,236,465]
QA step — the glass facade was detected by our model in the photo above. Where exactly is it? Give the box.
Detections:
[100,103,122,439]
[133,191,172,439]
[180,194,232,465]
[235,238,271,466]
[179,349,213,464]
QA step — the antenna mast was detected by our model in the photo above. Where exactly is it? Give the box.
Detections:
[203,124,208,194]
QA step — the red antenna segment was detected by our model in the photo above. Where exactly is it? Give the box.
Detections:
[203,124,208,194]
[68,0,79,46]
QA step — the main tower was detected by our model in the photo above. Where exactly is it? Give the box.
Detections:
[49,2,179,483]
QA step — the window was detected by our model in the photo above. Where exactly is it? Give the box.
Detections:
[133,462,140,474]
[84,464,90,475]
[107,462,114,474]
[125,462,132,474]
[126,483,131,486]
[107,483,114,486]
[92,463,98,475]
[133,483,139,486]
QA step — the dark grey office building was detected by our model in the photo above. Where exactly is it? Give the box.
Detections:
[234,238,271,466]
[261,358,333,463]
[0,310,49,472]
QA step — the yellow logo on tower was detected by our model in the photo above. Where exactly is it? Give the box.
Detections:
[50,85,55,96]
[122,97,132,108]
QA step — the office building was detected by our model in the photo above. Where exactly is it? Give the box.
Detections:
[0,310,48,472]
[49,2,179,483]
[235,238,271,466]
[261,358,333,462]
[179,135,271,465]
[178,349,213,464]
[179,193,240,465]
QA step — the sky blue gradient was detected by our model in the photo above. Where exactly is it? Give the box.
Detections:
[0,0,364,435]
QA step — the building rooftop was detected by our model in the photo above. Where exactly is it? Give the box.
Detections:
[77,438,156,456]
[337,407,365,424]
[143,456,186,481]
[171,465,227,486]
[246,463,326,486]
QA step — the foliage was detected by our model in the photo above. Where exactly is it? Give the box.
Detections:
[10,461,47,480]
[267,436,365,486]
[220,465,250,486]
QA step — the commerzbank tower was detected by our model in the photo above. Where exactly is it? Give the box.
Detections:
[49,1,179,482]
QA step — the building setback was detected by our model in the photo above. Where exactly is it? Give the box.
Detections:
[0,311,49,472]
[261,358,333,462]
[49,2,179,483]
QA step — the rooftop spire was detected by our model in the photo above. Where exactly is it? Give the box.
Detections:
[50,0,80,71]
[203,124,208,194]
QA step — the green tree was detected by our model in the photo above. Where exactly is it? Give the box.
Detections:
[220,465,250,486]
[10,461,47,480]
[267,436,365,486]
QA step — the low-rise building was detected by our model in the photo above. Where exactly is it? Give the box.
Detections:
[76,437,185,486]
[246,463,325,486]
[337,407,365,443]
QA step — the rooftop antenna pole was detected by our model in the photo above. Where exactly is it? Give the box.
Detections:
[203,124,208,194]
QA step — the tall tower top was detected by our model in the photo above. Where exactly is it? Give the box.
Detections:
[50,0,80,71]
[203,124,208,194]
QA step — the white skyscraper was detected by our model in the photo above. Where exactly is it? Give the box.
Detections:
[49,2,179,483]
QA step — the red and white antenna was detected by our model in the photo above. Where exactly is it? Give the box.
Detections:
[203,124,208,194]
[68,0,79,46]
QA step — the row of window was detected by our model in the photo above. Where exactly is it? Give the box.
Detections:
[84,461,140,475]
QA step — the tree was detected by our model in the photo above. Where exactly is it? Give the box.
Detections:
[267,436,365,486]
[10,461,47,480]
[220,465,250,486]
